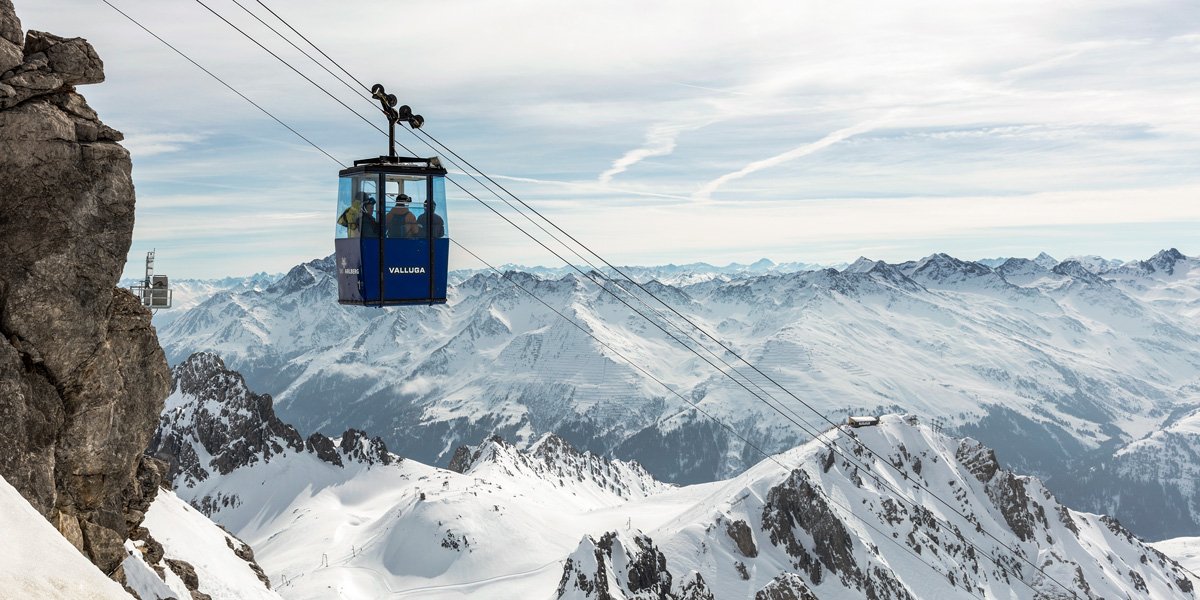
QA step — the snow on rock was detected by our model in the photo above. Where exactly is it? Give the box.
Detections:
[0,474,133,599]
[121,538,192,600]
[147,352,399,497]
[156,407,1199,599]
[140,489,283,600]
[628,414,1199,599]
[556,531,683,600]
[154,249,1200,540]
[448,433,670,507]
[1152,537,1200,573]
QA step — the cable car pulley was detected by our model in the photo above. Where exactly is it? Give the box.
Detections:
[333,84,448,306]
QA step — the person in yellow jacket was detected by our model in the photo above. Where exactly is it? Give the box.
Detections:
[338,194,362,238]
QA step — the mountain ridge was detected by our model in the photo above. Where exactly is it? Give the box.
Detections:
[155,248,1200,540]
[144,369,1200,600]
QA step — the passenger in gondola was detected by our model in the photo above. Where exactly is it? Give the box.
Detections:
[418,202,445,238]
[386,194,415,238]
[360,196,380,238]
[401,212,421,237]
[337,194,364,237]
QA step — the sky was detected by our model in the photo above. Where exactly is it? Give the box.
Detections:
[12,0,1200,279]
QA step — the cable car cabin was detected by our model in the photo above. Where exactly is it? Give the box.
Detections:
[335,156,449,306]
[130,251,172,310]
[132,275,172,309]
[847,416,880,428]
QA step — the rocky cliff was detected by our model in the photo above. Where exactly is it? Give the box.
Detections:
[0,0,171,582]
[149,351,399,497]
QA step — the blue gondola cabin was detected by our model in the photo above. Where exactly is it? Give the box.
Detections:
[335,156,449,305]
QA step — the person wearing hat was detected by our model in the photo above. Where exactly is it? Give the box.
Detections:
[386,193,414,238]
[359,195,380,238]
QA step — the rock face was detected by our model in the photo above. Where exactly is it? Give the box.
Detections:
[447,432,668,502]
[148,352,400,493]
[0,0,170,581]
[557,531,686,600]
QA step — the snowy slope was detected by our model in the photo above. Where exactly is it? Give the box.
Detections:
[158,413,1197,599]
[140,490,284,600]
[1153,537,1200,573]
[450,433,672,507]
[0,475,133,600]
[155,249,1200,539]
[629,414,1195,599]
[165,436,673,599]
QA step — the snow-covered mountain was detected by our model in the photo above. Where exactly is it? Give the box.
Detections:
[453,258,843,287]
[148,353,398,496]
[123,488,285,600]
[148,366,1197,600]
[120,272,280,328]
[155,249,1200,540]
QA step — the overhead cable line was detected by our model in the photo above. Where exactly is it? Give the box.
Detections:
[453,241,987,600]
[227,5,1084,596]
[227,0,374,105]
[191,0,383,136]
[97,0,344,167]
[253,0,374,94]
[116,3,1077,596]
[92,8,981,592]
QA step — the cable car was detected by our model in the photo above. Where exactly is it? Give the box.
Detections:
[130,250,172,311]
[336,85,449,306]
[847,416,880,428]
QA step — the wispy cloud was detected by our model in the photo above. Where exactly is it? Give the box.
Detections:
[692,119,886,203]
[16,0,1197,277]
[481,173,691,201]
[121,132,205,158]
[599,121,704,184]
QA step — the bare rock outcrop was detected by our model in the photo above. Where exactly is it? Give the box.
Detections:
[0,0,170,580]
[556,531,680,599]
[149,352,401,495]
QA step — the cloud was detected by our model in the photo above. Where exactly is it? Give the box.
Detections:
[14,0,1198,278]
[692,119,885,203]
[600,121,704,184]
[121,132,204,157]
[476,173,692,201]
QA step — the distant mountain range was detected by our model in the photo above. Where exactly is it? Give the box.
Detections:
[154,249,1200,540]
[149,354,1197,599]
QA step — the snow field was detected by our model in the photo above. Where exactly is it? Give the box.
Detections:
[0,475,133,600]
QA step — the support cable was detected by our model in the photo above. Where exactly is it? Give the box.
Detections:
[228,0,375,105]
[205,5,1083,594]
[97,0,345,167]
[109,3,1077,595]
[253,0,374,94]
[191,0,384,136]
[453,240,986,600]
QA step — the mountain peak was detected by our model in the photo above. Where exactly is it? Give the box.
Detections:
[842,256,880,274]
[1145,248,1188,275]
[1051,260,1107,284]
[150,352,398,491]
[447,434,668,505]
[909,253,993,282]
[1151,247,1185,262]
[1033,251,1059,268]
